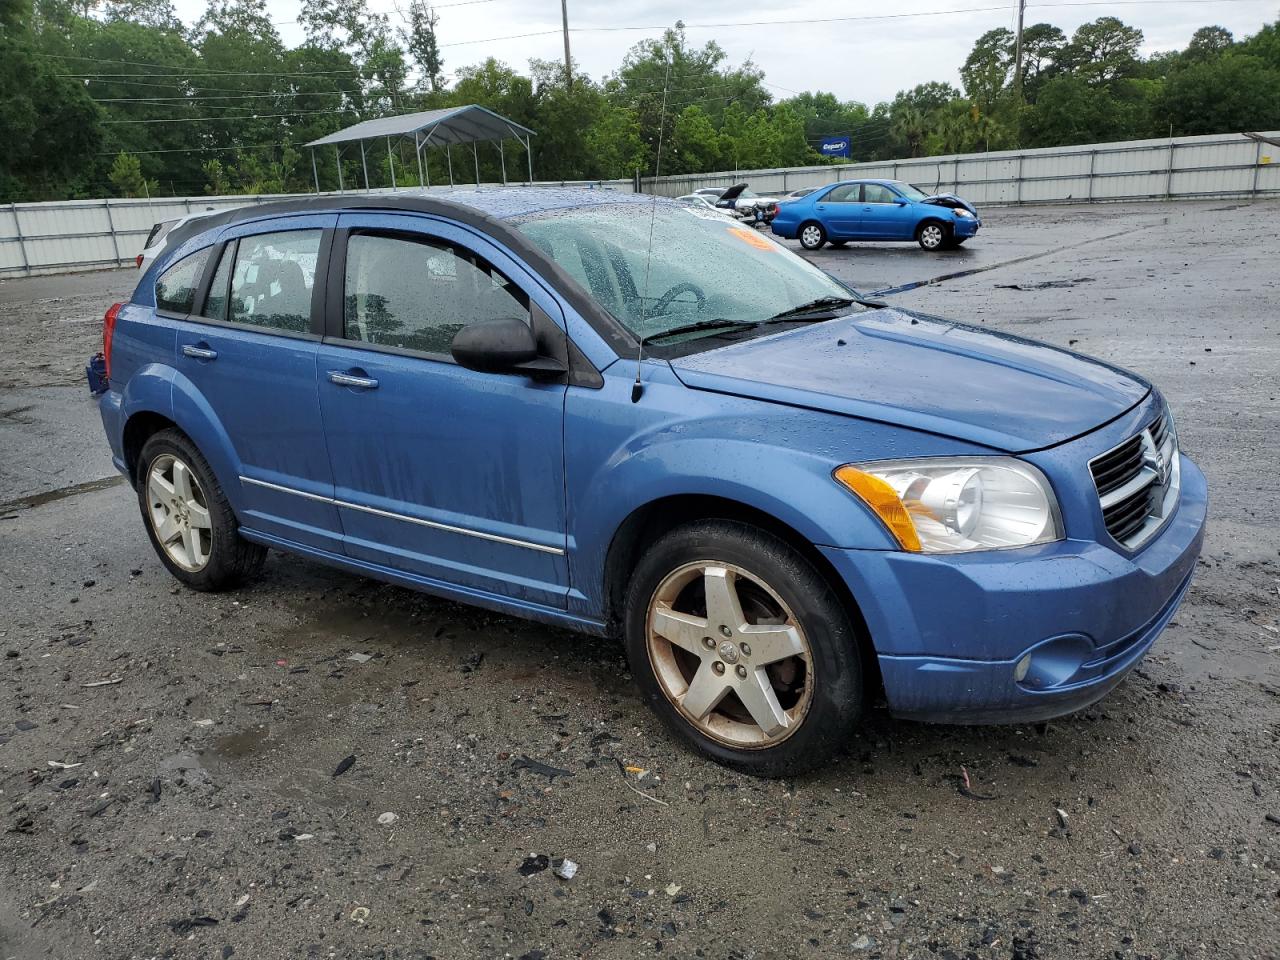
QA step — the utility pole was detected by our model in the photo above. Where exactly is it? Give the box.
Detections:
[560,0,572,90]
[1013,0,1024,103]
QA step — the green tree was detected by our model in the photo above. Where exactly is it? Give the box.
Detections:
[891,107,928,157]
[670,104,724,173]
[1019,23,1068,101]
[201,157,229,194]
[961,28,1013,109]
[1063,17,1144,85]
[402,0,442,92]
[1184,25,1235,61]
[1158,54,1280,134]
[108,150,154,195]
[1241,18,1279,68]
[0,0,104,199]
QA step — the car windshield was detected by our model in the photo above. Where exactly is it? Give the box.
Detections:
[894,182,930,201]
[513,203,857,345]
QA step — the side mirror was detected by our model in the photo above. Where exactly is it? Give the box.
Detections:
[894,198,910,206]
[451,317,566,378]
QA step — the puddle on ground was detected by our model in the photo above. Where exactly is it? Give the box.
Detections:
[210,724,271,760]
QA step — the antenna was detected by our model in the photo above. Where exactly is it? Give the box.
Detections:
[632,53,672,404]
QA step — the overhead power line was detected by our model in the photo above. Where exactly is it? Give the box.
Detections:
[49,0,1271,78]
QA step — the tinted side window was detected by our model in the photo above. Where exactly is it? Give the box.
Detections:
[343,233,529,356]
[863,184,898,203]
[200,242,234,321]
[229,230,321,333]
[824,184,857,202]
[155,248,210,314]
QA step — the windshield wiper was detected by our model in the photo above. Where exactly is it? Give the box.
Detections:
[762,296,857,323]
[638,317,757,346]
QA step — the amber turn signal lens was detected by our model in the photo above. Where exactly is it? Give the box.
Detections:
[832,465,922,552]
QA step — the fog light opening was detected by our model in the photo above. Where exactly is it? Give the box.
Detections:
[1013,654,1032,683]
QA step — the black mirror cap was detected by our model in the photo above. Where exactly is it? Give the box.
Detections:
[451,317,567,379]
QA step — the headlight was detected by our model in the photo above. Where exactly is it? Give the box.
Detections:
[833,458,1063,553]
[952,208,973,218]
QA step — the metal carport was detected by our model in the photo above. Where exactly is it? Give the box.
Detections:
[304,105,536,192]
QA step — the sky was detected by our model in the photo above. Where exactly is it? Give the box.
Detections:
[173,0,1280,106]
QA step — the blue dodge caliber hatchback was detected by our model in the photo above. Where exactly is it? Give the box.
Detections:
[96,189,1206,776]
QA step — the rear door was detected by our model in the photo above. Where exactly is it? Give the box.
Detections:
[858,183,915,239]
[813,183,860,238]
[168,214,343,552]
[315,213,570,608]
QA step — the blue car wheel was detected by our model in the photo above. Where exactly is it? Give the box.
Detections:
[136,428,266,591]
[799,222,826,251]
[917,221,948,251]
[624,518,864,776]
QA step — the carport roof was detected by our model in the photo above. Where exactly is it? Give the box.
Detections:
[304,104,535,148]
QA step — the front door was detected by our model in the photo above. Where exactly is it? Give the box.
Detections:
[168,215,343,552]
[858,183,914,239]
[315,213,570,608]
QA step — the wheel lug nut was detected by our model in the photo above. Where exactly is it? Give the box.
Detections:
[702,636,715,650]
[735,665,747,679]
[740,643,751,656]
[712,662,725,675]
[719,625,732,638]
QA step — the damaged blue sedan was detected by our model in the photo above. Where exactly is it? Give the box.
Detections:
[93,189,1205,776]
[771,178,982,251]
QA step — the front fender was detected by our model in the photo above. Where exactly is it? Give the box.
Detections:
[564,364,973,614]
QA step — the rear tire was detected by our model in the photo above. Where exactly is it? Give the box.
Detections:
[799,222,826,251]
[137,429,266,591]
[624,520,864,777]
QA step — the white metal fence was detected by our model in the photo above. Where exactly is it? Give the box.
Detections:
[2,131,1276,278]
[641,131,1280,204]
[0,180,633,278]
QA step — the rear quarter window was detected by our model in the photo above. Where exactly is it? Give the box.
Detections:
[155,248,210,314]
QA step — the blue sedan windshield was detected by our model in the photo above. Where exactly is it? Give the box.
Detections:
[894,182,930,201]
[513,203,854,342]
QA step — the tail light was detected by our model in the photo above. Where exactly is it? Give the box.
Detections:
[103,302,123,379]
[771,203,780,216]
[136,254,144,268]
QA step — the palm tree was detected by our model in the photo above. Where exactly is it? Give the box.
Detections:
[891,107,928,158]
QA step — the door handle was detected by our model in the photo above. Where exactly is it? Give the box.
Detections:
[182,344,218,360]
[327,370,379,390]
[816,204,826,210]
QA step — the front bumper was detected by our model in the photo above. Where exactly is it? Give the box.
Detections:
[952,216,981,237]
[820,454,1206,724]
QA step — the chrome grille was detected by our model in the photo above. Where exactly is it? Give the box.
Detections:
[1089,413,1180,550]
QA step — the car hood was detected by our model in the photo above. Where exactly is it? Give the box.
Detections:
[718,183,749,201]
[922,193,977,215]
[668,308,1150,453]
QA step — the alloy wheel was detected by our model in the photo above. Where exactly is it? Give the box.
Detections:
[801,225,822,248]
[146,454,212,572]
[646,561,814,748]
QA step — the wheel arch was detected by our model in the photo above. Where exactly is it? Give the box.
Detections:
[915,216,951,239]
[122,410,179,484]
[602,493,881,688]
[798,219,826,241]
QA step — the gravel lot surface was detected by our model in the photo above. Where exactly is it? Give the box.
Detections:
[1,200,1277,960]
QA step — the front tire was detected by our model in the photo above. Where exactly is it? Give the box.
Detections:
[624,520,864,777]
[917,220,947,251]
[798,222,826,251]
[137,429,266,591]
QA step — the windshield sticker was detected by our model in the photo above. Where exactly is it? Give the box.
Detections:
[726,225,777,252]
